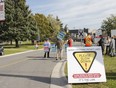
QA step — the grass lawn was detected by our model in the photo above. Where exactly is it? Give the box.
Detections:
[3,43,43,55]
[65,55,116,88]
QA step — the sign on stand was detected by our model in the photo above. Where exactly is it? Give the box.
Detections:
[67,47,106,83]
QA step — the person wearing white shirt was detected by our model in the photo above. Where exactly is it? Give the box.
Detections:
[43,38,51,58]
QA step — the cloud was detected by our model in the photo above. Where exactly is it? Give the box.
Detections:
[26,0,116,29]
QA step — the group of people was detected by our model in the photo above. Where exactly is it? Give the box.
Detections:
[84,33,114,55]
[98,35,113,55]
[43,37,73,60]
[42,33,113,60]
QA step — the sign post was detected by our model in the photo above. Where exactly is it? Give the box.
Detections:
[67,47,106,83]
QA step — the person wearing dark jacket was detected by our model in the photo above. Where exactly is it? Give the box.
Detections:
[98,35,105,54]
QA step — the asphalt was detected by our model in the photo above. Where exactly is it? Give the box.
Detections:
[1,50,72,88]
[1,40,77,88]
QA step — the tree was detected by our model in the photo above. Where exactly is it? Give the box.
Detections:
[64,24,69,33]
[0,0,38,47]
[29,14,39,45]
[47,15,61,41]
[63,24,70,40]
[0,0,13,42]
[101,14,116,36]
[34,14,52,41]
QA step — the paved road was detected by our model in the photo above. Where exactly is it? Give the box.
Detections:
[0,50,60,88]
[0,42,81,88]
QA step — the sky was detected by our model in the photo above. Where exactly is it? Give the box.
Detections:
[26,0,116,30]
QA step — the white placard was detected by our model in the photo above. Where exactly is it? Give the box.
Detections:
[0,2,5,21]
[67,47,106,83]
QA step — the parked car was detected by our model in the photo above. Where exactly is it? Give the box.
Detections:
[0,44,4,56]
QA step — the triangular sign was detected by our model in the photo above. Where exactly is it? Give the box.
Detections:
[73,51,96,73]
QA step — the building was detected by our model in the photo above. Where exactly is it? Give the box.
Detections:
[68,28,89,41]
[68,29,78,41]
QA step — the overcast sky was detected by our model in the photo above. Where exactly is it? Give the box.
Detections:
[26,0,116,29]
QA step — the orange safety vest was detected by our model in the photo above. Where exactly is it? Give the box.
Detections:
[84,35,92,46]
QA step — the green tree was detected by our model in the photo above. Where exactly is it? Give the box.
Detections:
[34,14,52,41]
[101,14,116,36]
[63,24,70,40]
[29,14,39,45]
[47,15,61,41]
[0,0,38,47]
[0,0,13,42]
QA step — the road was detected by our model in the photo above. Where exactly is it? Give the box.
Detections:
[0,50,58,88]
[0,42,81,88]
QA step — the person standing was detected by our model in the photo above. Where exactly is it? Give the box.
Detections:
[84,33,93,47]
[46,38,51,58]
[108,37,114,56]
[43,38,51,58]
[35,41,39,49]
[105,36,111,55]
[55,39,64,60]
[67,37,73,47]
[98,35,105,55]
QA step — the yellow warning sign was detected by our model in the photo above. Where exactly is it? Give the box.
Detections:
[73,51,96,73]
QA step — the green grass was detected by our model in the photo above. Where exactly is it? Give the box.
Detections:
[65,55,116,88]
[3,43,43,55]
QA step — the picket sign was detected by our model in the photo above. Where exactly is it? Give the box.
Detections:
[44,46,49,52]
[51,44,56,52]
[57,31,65,40]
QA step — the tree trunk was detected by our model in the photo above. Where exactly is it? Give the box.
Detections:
[31,40,34,45]
[10,40,12,45]
[15,39,19,47]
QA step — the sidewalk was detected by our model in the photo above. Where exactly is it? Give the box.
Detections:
[50,41,83,88]
[50,59,72,88]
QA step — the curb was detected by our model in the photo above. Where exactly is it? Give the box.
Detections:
[50,60,72,88]
[0,49,43,58]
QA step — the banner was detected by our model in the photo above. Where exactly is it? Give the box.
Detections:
[67,47,106,83]
[0,1,5,21]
